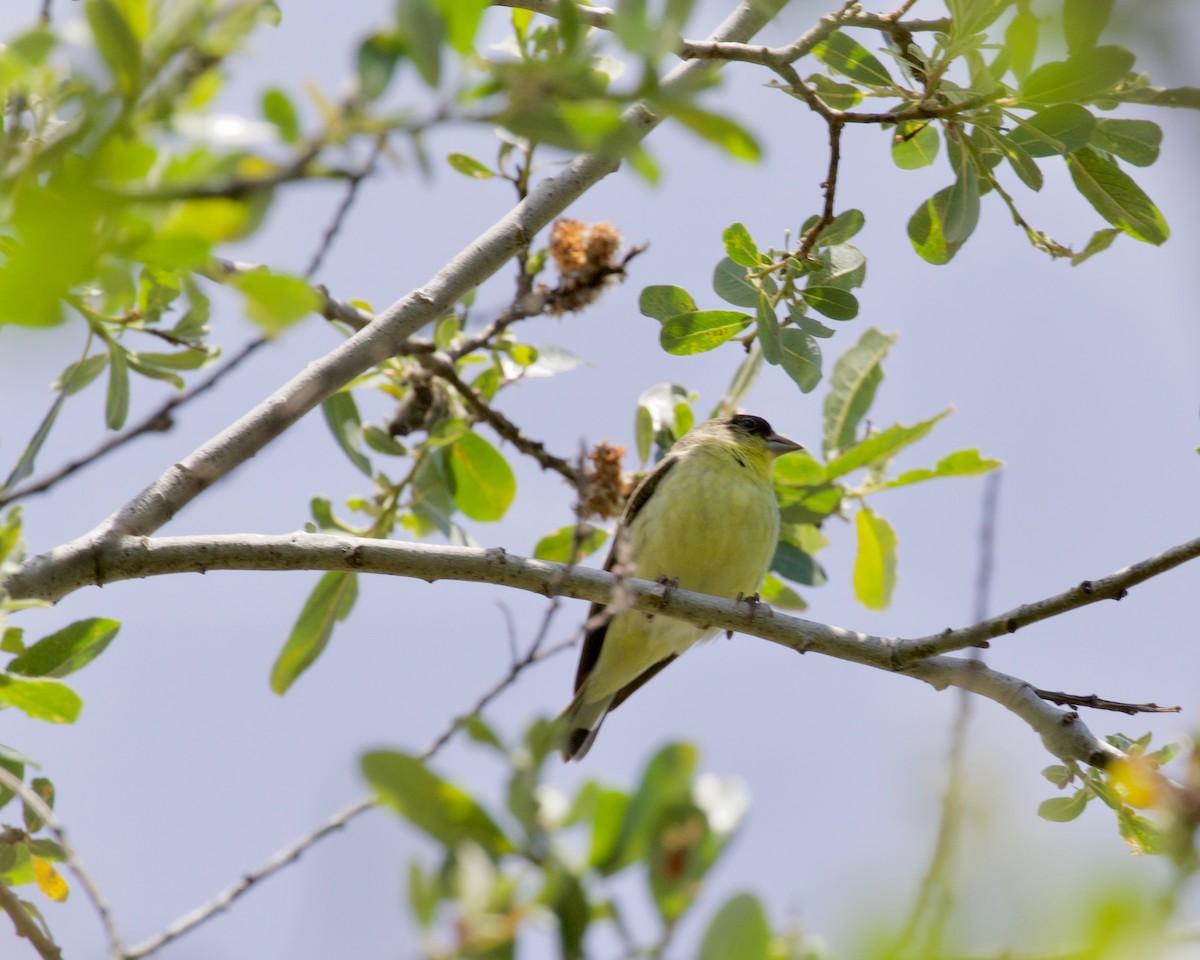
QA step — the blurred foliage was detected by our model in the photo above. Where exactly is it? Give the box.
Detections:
[0,0,1197,953]
[362,718,1200,959]
[363,718,832,960]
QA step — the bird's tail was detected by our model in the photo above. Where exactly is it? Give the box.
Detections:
[556,690,613,762]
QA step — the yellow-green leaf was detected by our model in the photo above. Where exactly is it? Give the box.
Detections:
[853,506,897,611]
[449,432,516,522]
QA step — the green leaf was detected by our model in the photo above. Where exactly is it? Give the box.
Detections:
[805,73,862,109]
[871,448,1002,491]
[908,186,968,265]
[1004,4,1038,81]
[54,355,109,397]
[699,892,770,960]
[777,329,822,394]
[86,0,142,92]
[891,122,939,169]
[660,311,751,355]
[722,223,759,268]
[261,88,300,143]
[362,424,408,457]
[853,506,896,611]
[802,286,858,321]
[755,294,781,365]
[648,801,715,923]
[322,391,373,477]
[711,258,758,308]
[1064,0,1113,55]
[434,0,487,54]
[817,209,865,246]
[587,786,630,869]
[533,524,608,563]
[270,572,358,694]
[1114,85,1200,110]
[449,432,516,522]
[1066,148,1169,245]
[806,243,867,291]
[944,150,981,246]
[598,743,696,875]
[237,274,320,333]
[667,105,760,161]
[758,573,806,611]
[822,328,895,456]
[363,750,514,856]
[947,0,1008,37]
[1042,764,1073,788]
[1008,104,1096,157]
[1038,791,1089,822]
[357,31,403,101]
[131,348,215,372]
[1020,45,1134,105]
[8,619,120,679]
[105,345,130,431]
[813,31,895,87]
[1070,227,1121,266]
[825,410,950,481]
[770,541,826,587]
[396,0,443,87]
[446,152,494,179]
[1091,119,1162,167]
[0,674,82,723]
[640,285,696,322]
[3,395,65,490]
[978,126,1042,191]
[0,753,24,810]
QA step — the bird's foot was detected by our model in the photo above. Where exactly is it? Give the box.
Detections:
[728,591,762,638]
[647,575,680,621]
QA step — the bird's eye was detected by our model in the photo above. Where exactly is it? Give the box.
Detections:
[730,414,772,437]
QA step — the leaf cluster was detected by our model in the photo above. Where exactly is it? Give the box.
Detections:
[365,720,810,960]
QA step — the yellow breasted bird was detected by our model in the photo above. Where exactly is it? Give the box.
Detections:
[558,414,803,760]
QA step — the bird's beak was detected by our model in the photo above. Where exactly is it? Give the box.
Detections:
[765,431,804,457]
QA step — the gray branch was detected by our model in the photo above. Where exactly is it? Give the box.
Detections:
[10,530,1181,770]
[65,0,786,550]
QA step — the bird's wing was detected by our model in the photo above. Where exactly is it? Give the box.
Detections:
[608,653,678,711]
[573,454,679,693]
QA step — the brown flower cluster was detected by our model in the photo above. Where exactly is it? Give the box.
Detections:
[546,218,624,314]
[580,441,631,520]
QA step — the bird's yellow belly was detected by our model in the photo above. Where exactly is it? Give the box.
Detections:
[584,461,779,702]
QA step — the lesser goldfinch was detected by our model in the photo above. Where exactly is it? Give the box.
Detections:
[558,414,802,760]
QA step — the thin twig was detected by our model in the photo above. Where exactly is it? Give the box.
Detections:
[892,472,1002,958]
[125,635,572,959]
[0,768,124,960]
[493,0,613,29]
[0,340,267,509]
[895,531,1200,664]
[420,353,583,486]
[0,877,62,960]
[795,117,844,262]
[303,135,388,280]
[37,0,52,23]
[1031,690,1181,716]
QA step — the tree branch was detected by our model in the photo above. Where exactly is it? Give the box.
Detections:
[12,530,1193,769]
[0,878,61,960]
[54,0,785,550]
[419,353,582,486]
[122,617,573,959]
[895,532,1200,664]
[0,340,267,510]
[0,768,124,960]
[1032,689,1181,716]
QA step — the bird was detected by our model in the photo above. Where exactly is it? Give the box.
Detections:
[558,413,803,761]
